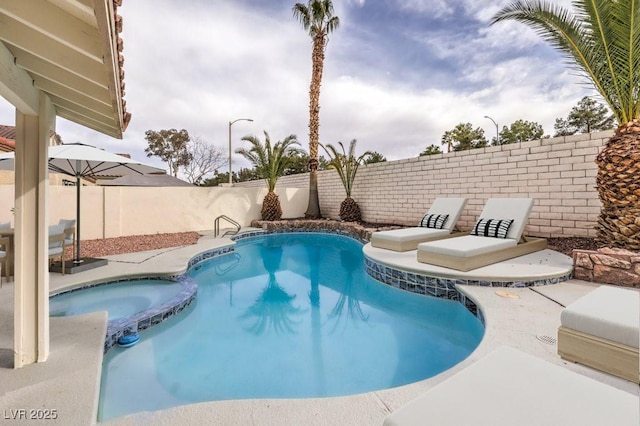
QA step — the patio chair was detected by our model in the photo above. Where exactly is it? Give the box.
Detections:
[58,218,76,262]
[370,198,468,251]
[416,198,547,271]
[0,221,10,286]
[0,236,8,286]
[558,285,639,383]
[383,346,639,426]
[49,224,67,275]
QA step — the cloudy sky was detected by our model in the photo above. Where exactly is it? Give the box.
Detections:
[0,0,592,175]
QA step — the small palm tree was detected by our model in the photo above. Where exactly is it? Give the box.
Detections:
[236,132,303,221]
[322,139,372,222]
[492,1,640,250]
[293,0,340,219]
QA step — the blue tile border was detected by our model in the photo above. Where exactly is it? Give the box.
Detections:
[363,255,572,325]
[234,228,368,244]
[103,276,197,353]
[59,229,573,352]
[49,244,242,354]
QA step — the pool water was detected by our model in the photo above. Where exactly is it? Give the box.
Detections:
[50,279,183,321]
[98,234,484,421]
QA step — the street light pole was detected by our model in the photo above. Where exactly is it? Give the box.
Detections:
[484,115,499,145]
[228,118,253,185]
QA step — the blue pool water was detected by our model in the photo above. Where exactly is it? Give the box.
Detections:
[50,280,182,321]
[98,234,484,421]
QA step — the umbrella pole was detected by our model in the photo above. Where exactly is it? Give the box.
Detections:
[74,168,82,263]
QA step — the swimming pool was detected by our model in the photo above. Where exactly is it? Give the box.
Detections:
[50,279,183,321]
[98,233,484,421]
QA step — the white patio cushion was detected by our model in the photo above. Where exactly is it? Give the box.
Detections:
[424,197,467,231]
[418,235,516,257]
[48,247,63,256]
[372,227,450,243]
[48,224,66,250]
[478,198,533,240]
[561,286,639,349]
[383,346,639,426]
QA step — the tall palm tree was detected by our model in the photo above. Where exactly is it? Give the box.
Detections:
[492,1,640,250]
[293,0,340,219]
[322,139,372,222]
[236,131,303,221]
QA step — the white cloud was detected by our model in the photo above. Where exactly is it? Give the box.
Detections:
[0,0,601,174]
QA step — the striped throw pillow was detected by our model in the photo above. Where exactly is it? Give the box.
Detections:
[420,213,449,229]
[471,218,514,239]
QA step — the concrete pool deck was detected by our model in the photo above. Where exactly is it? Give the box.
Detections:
[0,231,638,425]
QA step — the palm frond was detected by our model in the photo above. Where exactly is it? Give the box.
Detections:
[492,0,640,124]
[321,139,370,198]
[237,132,302,192]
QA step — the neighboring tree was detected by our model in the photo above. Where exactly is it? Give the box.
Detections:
[200,171,228,187]
[364,151,386,164]
[236,131,303,221]
[181,136,227,185]
[441,123,488,152]
[420,145,443,156]
[553,96,615,136]
[144,129,191,177]
[293,0,340,219]
[496,119,544,145]
[321,139,372,222]
[283,151,310,176]
[200,168,260,186]
[553,118,575,137]
[493,1,640,250]
[237,167,261,182]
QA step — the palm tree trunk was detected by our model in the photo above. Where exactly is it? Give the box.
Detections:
[595,120,640,250]
[305,34,325,219]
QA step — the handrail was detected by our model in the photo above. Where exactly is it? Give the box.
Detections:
[214,215,241,238]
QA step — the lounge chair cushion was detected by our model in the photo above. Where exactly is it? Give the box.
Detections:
[373,228,450,244]
[420,213,448,229]
[423,197,468,231]
[478,198,533,241]
[417,235,516,258]
[561,286,639,349]
[383,346,639,426]
[471,218,513,238]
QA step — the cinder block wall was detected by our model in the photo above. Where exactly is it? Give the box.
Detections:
[238,131,611,238]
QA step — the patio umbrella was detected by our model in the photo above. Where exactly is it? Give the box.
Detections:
[0,143,165,263]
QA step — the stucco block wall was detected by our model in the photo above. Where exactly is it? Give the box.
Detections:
[239,131,611,239]
[0,186,307,239]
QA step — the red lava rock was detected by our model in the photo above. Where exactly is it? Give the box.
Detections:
[63,232,200,258]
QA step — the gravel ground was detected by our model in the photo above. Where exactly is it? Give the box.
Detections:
[63,228,598,259]
[63,232,201,258]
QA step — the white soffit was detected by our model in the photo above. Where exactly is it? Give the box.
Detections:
[0,0,130,138]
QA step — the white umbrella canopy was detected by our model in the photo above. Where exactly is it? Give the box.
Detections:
[0,143,165,264]
[47,143,164,177]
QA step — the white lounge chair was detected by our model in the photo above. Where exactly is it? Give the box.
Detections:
[558,285,639,383]
[383,346,639,426]
[370,198,468,251]
[417,198,546,271]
